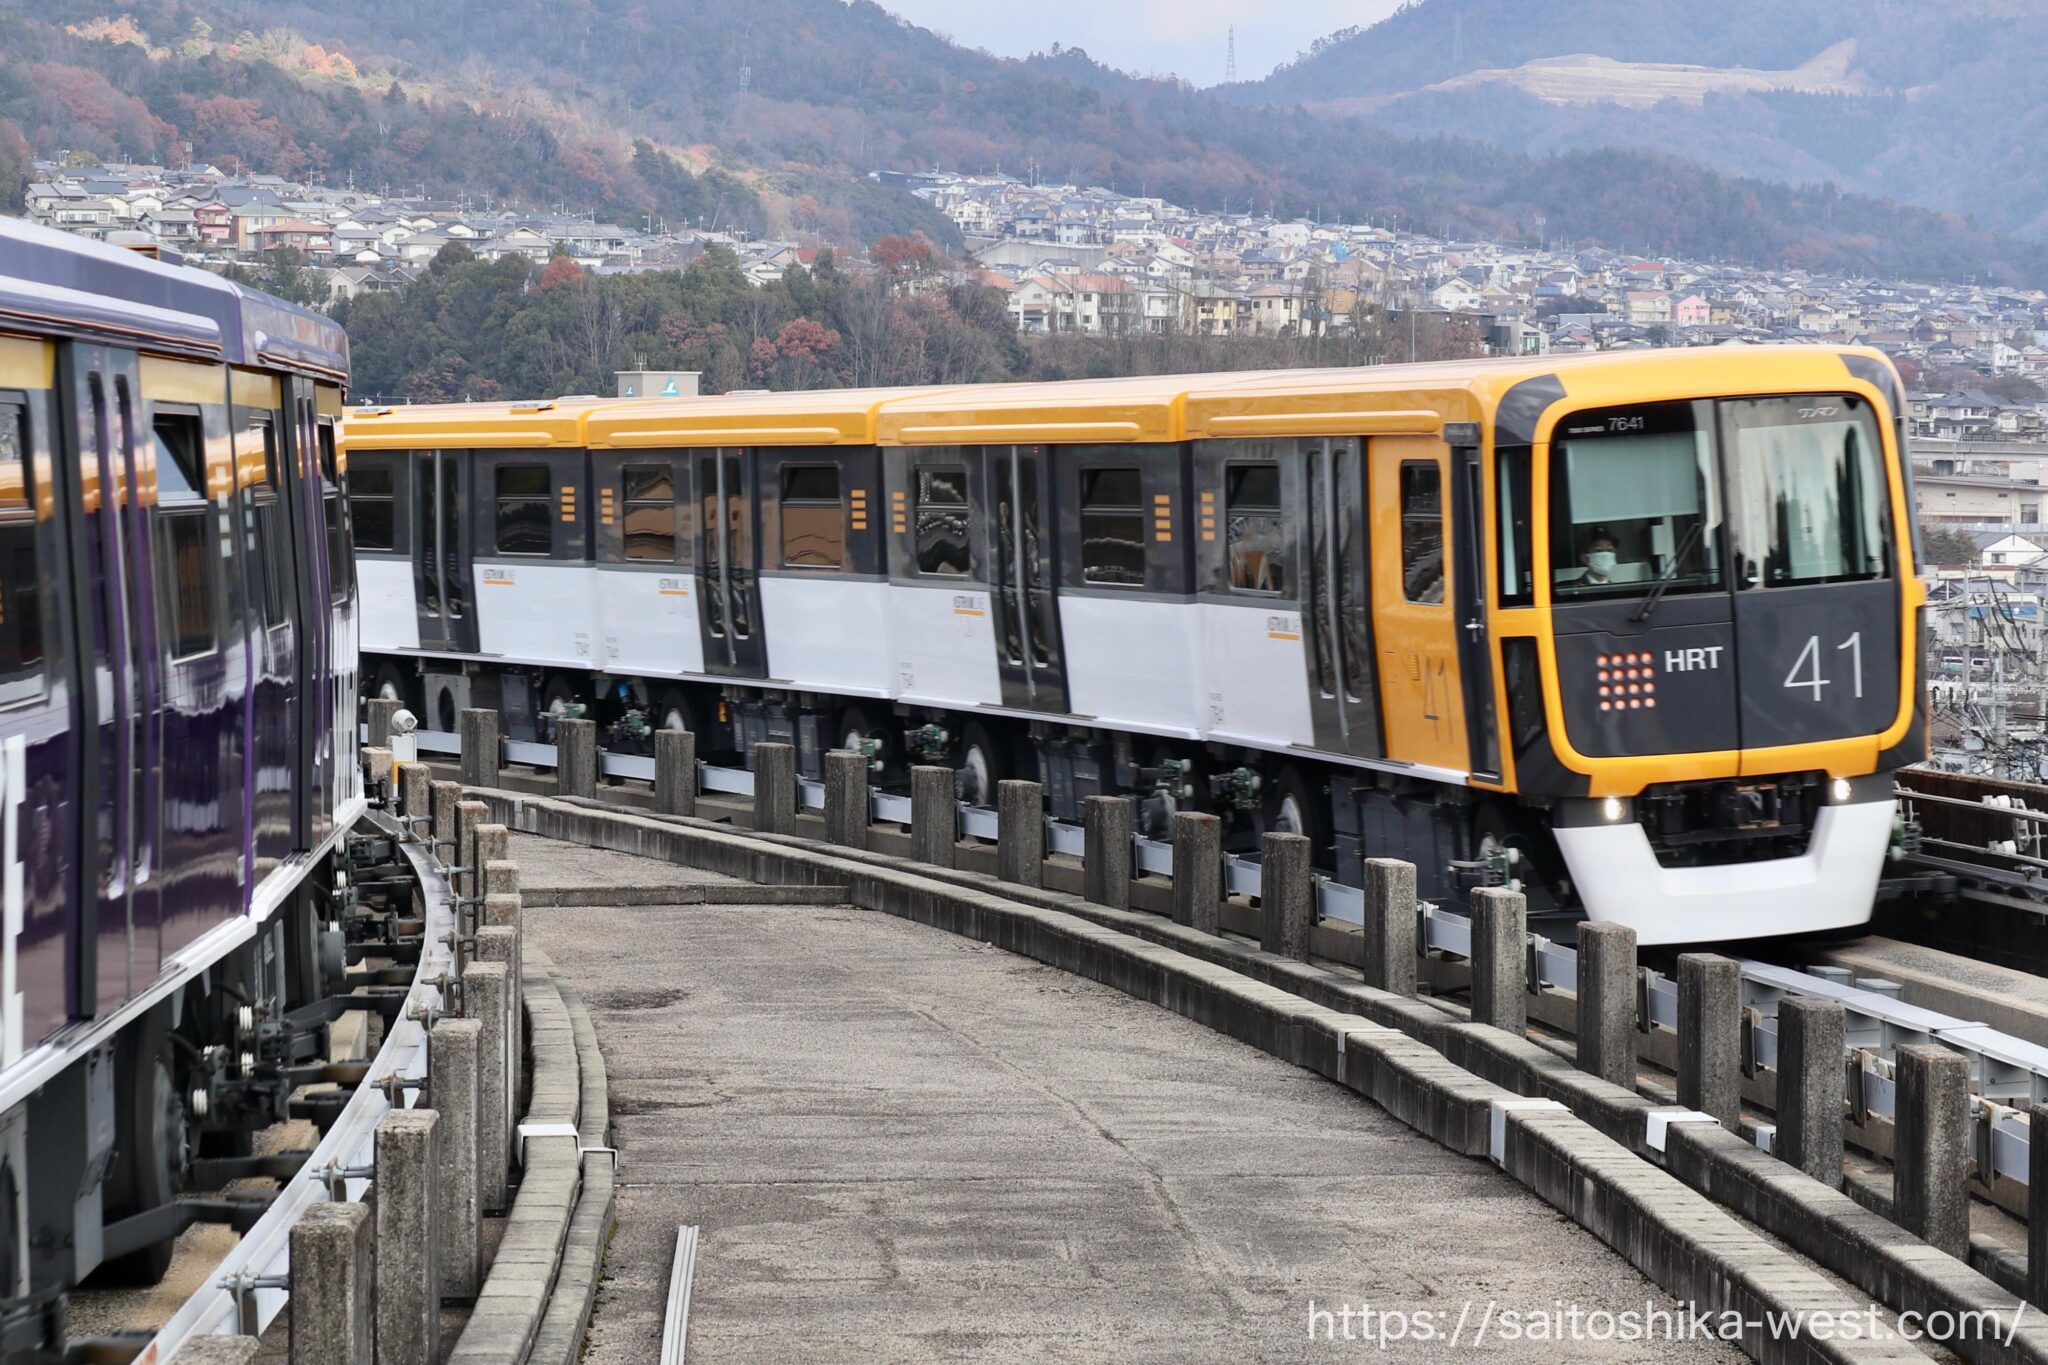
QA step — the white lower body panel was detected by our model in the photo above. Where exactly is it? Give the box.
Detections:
[598,567,704,677]
[1197,601,1314,747]
[886,585,1001,708]
[1554,799,1893,946]
[761,577,892,696]
[357,558,419,653]
[1060,596,1204,736]
[475,561,598,669]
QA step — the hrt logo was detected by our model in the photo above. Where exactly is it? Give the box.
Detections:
[1665,646,1725,672]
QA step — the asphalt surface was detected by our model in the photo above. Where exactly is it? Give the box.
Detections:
[514,832,1742,1363]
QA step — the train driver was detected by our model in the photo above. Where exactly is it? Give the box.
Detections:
[1561,527,1624,587]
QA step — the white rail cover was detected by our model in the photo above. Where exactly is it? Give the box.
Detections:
[143,806,456,1360]
[426,729,2048,1189]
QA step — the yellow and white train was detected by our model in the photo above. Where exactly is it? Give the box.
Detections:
[344,345,1924,943]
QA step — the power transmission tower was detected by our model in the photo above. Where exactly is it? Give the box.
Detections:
[1225,27,1236,84]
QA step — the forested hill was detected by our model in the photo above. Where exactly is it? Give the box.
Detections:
[1242,0,2048,241]
[5,0,2048,284]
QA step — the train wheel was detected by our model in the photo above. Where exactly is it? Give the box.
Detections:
[1472,801,1562,914]
[956,721,1003,807]
[1260,765,1329,867]
[92,1012,186,1285]
[836,706,897,782]
[369,661,411,711]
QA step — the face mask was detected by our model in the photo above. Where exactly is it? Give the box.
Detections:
[1587,551,1617,574]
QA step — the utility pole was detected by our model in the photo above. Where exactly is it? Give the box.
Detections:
[1225,26,1236,84]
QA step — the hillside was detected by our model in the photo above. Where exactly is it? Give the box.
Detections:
[5,0,2048,282]
[1243,0,2048,240]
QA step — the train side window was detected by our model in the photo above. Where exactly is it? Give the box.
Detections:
[1079,466,1145,586]
[153,410,205,504]
[780,465,844,569]
[914,466,970,576]
[1400,462,1446,604]
[0,403,43,703]
[319,424,353,604]
[494,464,553,556]
[245,416,288,627]
[622,465,678,561]
[1496,448,1534,607]
[1225,464,1286,595]
[350,464,396,551]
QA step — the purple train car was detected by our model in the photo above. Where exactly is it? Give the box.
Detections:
[0,218,361,1334]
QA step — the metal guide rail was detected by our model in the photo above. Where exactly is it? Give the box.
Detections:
[1894,770,2048,907]
[142,807,455,1361]
[421,730,2048,1193]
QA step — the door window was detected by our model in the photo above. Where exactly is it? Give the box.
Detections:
[494,464,553,555]
[622,465,678,562]
[1225,464,1286,595]
[1079,466,1145,586]
[349,463,396,551]
[780,464,844,569]
[1399,462,1446,604]
[914,466,970,575]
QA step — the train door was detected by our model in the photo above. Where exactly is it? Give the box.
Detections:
[55,342,152,1013]
[693,449,768,678]
[1301,437,1380,758]
[1369,435,1467,772]
[984,445,1068,711]
[411,449,477,655]
[1448,431,1501,780]
[596,452,698,680]
[279,377,331,849]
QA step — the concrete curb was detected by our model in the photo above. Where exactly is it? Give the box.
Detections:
[528,976,616,1365]
[481,789,1943,1363]
[447,949,585,1364]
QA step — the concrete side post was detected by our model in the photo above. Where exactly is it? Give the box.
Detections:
[458,707,499,788]
[1677,953,1742,1129]
[366,697,403,750]
[655,728,697,817]
[479,896,523,1110]
[1775,996,1846,1187]
[997,781,1045,888]
[463,960,512,1213]
[1170,811,1221,933]
[289,1200,372,1365]
[1259,832,1314,961]
[910,765,956,868]
[429,1017,483,1301]
[1468,886,1527,1035]
[1082,796,1132,910]
[400,764,431,834]
[473,826,508,891]
[1895,1043,1972,1258]
[1575,921,1638,1088]
[482,859,519,901]
[373,1107,441,1365]
[753,741,797,836]
[2029,1102,2048,1308]
[430,781,462,860]
[455,800,488,910]
[824,749,870,849]
[1362,858,1417,996]
[555,717,598,799]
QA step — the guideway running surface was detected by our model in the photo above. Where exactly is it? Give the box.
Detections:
[512,835,1740,1363]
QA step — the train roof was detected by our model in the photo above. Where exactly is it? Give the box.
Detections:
[345,344,1900,452]
[0,216,348,382]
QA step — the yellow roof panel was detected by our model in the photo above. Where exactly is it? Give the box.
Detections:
[587,388,940,448]
[875,374,1189,446]
[341,396,624,450]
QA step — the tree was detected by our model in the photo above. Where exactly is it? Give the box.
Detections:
[1922,526,1984,567]
[536,254,584,291]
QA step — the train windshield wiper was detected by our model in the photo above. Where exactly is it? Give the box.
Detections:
[1630,520,1705,623]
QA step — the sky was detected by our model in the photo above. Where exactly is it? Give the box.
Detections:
[874,1,1407,86]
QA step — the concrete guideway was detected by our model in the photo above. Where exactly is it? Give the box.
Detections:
[512,822,1916,1365]
[510,831,1739,1363]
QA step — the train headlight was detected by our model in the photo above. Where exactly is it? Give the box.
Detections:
[1602,796,1626,823]
[1831,777,1853,804]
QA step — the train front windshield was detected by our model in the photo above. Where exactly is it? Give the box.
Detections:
[1550,393,1891,599]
